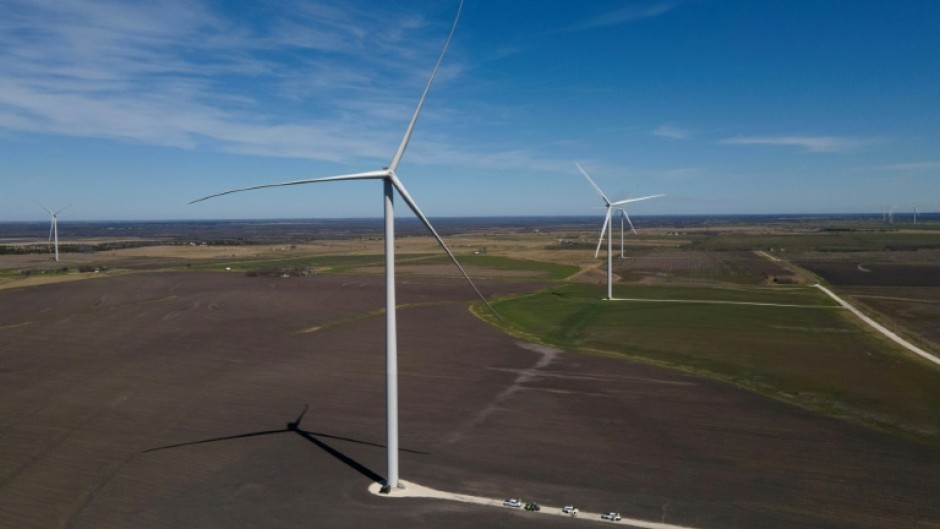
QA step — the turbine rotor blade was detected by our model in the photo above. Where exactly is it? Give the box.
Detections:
[37,201,52,215]
[55,203,72,215]
[48,220,54,242]
[611,194,664,206]
[389,173,502,321]
[388,0,463,173]
[189,170,389,204]
[290,405,309,429]
[594,209,611,259]
[622,208,637,235]
[575,162,610,206]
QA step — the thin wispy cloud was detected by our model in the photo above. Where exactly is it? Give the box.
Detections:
[405,139,592,176]
[880,161,940,172]
[0,0,472,165]
[566,1,682,32]
[653,124,690,139]
[719,135,870,153]
[661,167,703,178]
[0,0,594,178]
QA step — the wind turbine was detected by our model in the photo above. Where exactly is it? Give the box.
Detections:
[191,1,493,491]
[39,203,69,262]
[576,163,662,300]
[913,206,919,224]
[615,207,639,258]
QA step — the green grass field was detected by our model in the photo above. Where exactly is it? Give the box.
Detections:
[483,282,940,443]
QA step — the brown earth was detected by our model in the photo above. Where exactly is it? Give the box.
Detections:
[614,250,798,286]
[0,273,938,529]
[797,260,940,287]
[355,264,546,278]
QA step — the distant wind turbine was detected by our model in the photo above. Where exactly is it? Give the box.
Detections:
[191,1,493,491]
[615,207,639,258]
[39,203,69,262]
[576,163,662,300]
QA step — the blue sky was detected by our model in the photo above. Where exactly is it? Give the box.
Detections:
[1,0,938,221]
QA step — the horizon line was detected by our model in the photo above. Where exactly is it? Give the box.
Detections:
[0,212,935,224]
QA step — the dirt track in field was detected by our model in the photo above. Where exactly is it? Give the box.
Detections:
[0,272,938,529]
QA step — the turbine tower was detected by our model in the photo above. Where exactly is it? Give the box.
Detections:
[576,163,662,300]
[191,1,493,491]
[913,206,919,224]
[39,203,69,262]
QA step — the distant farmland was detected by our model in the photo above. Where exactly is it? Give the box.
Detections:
[615,250,795,285]
[797,261,940,286]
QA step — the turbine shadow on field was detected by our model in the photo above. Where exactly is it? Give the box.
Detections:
[143,406,429,484]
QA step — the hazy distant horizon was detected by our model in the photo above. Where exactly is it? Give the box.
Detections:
[2,211,934,227]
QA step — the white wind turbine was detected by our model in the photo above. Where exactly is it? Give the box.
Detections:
[576,163,662,300]
[191,1,494,491]
[614,207,639,258]
[39,203,69,262]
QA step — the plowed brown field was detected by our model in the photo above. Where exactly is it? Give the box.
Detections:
[0,273,937,529]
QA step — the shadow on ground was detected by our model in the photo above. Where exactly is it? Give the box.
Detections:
[144,406,430,485]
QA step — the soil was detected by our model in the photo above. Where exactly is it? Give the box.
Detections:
[0,272,937,529]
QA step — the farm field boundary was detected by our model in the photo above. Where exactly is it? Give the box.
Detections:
[814,284,940,367]
[609,297,837,309]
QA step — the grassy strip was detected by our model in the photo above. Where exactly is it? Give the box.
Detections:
[294,308,386,334]
[188,254,435,273]
[293,300,456,334]
[414,254,580,280]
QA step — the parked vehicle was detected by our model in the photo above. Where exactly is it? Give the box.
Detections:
[503,498,522,508]
[524,502,541,511]
[562,506,579,515]
[601,512,622,521]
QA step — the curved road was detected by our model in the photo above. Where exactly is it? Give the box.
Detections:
[369,481,701,529]
[755,250,940,367]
